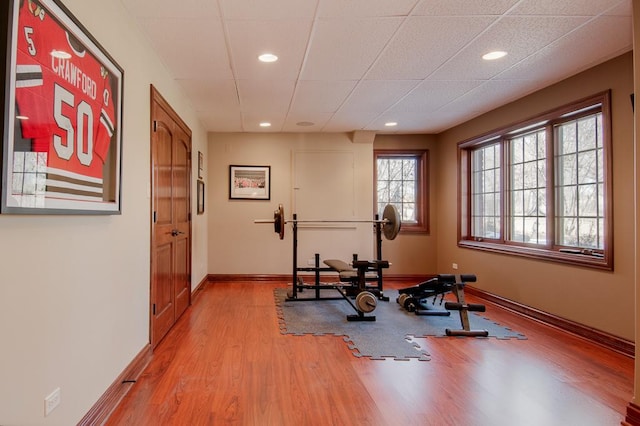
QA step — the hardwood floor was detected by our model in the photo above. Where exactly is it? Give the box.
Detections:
[106,281,633,426]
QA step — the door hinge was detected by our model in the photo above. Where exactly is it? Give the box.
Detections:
[188,212,191,221]
[152,304,156,315]
[153,120,157,132]
[153,211,157,223]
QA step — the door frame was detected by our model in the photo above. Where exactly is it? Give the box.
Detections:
[149,85,193,348]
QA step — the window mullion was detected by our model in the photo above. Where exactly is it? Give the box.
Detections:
[546,124,555,250]
[465,149,472,239]
[500,138,507,242]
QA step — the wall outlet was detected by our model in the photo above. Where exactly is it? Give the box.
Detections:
[307,258,315,266]
[452,263,458,270]
[44,387,61,416]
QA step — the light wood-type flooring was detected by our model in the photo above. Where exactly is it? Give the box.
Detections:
[106,281,633,425]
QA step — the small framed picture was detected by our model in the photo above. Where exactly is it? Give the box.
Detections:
[197,151,203,179]
[197,180,204,214]
[229,165,270,200]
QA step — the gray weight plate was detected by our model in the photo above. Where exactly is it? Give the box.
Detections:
[382,204,401,240]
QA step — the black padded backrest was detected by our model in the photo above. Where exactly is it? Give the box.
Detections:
[437,274,477,283]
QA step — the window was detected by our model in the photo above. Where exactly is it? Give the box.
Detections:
[459,91,612,269]
[471,143,501,239]
[375,150,429,234]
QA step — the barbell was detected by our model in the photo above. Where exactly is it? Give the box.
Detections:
[254,203,402,241]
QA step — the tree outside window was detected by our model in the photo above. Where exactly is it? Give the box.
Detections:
[375,150,429,234]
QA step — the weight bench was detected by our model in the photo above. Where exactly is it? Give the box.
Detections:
[324,258,389,301]
[398,274,489,337]
[323,258,376,283]
[289,255,389,321]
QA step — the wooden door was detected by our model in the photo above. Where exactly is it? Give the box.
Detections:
[150,86,192,348]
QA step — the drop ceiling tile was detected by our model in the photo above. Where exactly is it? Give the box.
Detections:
[429,16,589,81]
[237,79,296,114]
[177,79,239,112]
[508,0,625,16]
[219,0,317,19]
[339,80,419,113]
[496,15,632,82]
[317,0,419,17]
[366,16,496,80]
[435,79,534,123]
[605,0,632,16]
[124,0,634,133]
[409,109,472,133]
[121,0,220,19]
[197,109,242,132]
[364,111,440,133]
[300,17,403,80]
[387,80,485,113]
[137,17,232,79]
[241,113,285,132]
[322,110,381,132]
[411,0,519,16]
[282,113,334,132]
[290,80,358,113]
[226,19,312,80]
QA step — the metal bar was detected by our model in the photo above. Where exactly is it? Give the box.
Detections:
[254,219,389,224]
[335,287,359,313]
[314,253,320,300]
[456,285,471,331]
[292,214,298,299]
[375,213,383,292]
[289,219,389,224]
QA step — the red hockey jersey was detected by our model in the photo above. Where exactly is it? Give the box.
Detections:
[15,0,116,202]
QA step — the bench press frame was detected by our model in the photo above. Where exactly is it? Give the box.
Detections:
[289,212,388,299]
[287,213,390,320]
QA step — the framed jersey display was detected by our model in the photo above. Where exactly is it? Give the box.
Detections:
[2,0,123,214]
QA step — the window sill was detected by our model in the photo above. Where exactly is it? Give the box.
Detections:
[458,239,612,270]
[400,224,429,235]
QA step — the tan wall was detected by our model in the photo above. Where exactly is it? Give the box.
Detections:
[373,134,438,274]
[632,0,640,407]
[207,133,377,275]
[207,132,439,276]
[435,52,634,340]
[0,1,208,424]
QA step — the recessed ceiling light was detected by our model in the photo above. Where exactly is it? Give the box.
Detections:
[482,51,507,61]
[258,53,278,63]
[385,122,398,127]
[259,122,271,127]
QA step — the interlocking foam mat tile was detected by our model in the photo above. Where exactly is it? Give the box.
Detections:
[274,288,526,361]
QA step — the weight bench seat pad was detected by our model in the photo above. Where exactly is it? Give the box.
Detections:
[324,259,377,280]
[324,259,352,272]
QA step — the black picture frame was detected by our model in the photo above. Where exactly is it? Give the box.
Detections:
[229,165,270,200]
[1,0,124,214]
[197,180,204,214]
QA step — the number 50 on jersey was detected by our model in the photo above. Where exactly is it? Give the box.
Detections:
[2,0,123,214]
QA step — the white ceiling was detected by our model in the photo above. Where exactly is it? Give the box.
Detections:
[120,0,632,134]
